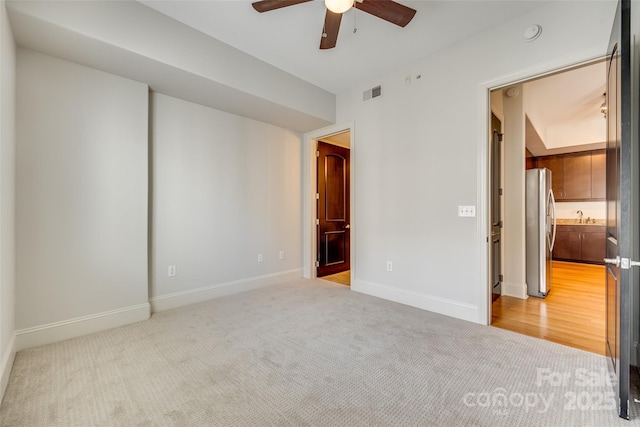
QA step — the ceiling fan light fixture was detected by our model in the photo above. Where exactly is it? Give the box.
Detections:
[601,93,607,119]
[325,0,353,14]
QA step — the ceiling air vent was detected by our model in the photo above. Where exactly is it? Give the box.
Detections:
[363,85,382,102]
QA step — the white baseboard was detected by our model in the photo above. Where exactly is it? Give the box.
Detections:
[351,279,479,323]
[0,332,16,403]
[502,281,528,299]
[15,303,150,352]
[150,269,302,313]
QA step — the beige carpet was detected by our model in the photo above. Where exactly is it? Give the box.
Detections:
[1,278,638,426]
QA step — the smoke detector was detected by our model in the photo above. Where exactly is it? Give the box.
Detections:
[505,87,519,98]
[523,25,542,42]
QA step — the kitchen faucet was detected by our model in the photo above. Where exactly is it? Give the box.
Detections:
[577,210,584,224]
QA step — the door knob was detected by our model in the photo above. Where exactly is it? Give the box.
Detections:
[345,224,351,229]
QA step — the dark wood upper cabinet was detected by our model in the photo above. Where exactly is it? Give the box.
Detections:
[525,148,537,170]
[532,150,605,201]
[536,155,564,198]
[591,150,606,199]
[563,152,592,199]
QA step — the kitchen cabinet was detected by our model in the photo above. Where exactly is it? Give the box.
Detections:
[525,149,537,170]
[553,228,581,260]
[591,150,606,199]
[552,225,605,264]
[525,156,536,170]
[534,150,605,201]
[562,153,592,199]
[581,231,606,263]
[536,155,564,198]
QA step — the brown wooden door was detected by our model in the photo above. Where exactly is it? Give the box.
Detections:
[317,141,350,277]
[605,35,622,415]
[490,114,502,302]
[604,1,632,418]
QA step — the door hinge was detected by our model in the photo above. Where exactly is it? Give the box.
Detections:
[316,193,319,200]
[499,188,503,196]
[316,151,320,157]
[315,260,320,267]
[498,133,504,142]
[316,218,319,225]
[499,221,503,228]
[499,274,504,282]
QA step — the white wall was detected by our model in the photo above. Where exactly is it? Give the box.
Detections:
[6,1,335,133]
[0,0,16,400]
[555,201,606,220]
[335,1,616,323]
[502,85,527,299]
[150,93,302,311]
[15,50,150,349]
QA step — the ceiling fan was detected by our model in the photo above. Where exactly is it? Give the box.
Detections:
[251,0,417,50]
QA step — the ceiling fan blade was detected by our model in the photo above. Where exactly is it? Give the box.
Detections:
[252,0,312,13]
[320,10,342,50]
[355,0,416,27]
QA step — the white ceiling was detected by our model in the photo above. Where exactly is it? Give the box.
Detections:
[522,60,607,156]
[140,0,553,94]
[10,0,595,136]
[321,130,350,147]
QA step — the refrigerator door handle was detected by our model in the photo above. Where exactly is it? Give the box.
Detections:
[548,189,557,251]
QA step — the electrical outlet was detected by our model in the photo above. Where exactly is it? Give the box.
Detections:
[458,205,476,217]
[258,254,263,263]
[386,261,393,272]
[279,251,285,260]
[168,265,176,277]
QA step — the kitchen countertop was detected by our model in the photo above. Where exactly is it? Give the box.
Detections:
[556,218,605,226]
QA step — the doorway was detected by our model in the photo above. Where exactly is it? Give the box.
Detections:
[490,113,503,302]
[316,138,351,285]
[302,124,355,287]
[489,60,608,356]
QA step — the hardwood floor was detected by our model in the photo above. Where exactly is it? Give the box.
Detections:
[320,270,350,286]
[492,261,606,356]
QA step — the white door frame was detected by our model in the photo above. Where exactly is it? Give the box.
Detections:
[477,55,607,325]
[302,122,355,280]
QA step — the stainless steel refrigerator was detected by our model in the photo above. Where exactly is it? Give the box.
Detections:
[525,168,557,298]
